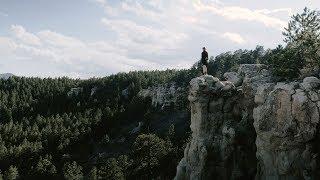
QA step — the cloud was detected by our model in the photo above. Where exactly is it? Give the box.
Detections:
[2,0,303,77]
[1,24,180,78]
[193,1,287,30]
[81,0,296,76]
[256,8,293,16]
[94,0,106,6]
[222,32,246,44]
[100,17,189,65]
[93,0,118,16]
[0,37,17,56]
[121,1,163,20]
[0,11,8,17]
[11,25,42,46]
[37,30,85,48]
[101,18,187,48]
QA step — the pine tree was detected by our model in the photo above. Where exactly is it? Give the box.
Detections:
[63,161,83,180]
[35,155,57,176]
[87,167,98,180]
[283,7,320,71]
[4,166,19,180]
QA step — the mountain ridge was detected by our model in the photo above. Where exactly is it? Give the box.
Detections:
[0,73,15,80]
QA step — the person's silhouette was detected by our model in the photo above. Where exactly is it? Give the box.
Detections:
[201,47,208,75]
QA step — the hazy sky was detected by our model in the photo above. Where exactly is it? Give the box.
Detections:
[0,0,319,78]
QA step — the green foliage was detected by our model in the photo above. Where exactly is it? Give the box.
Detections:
[4,166,19,180]
[63,161,83,180]
[0,45,282,178]
[283,7,320,70]
[0,69,191,179]
[35,154,57,177]
[266,45,304,80]
[132,134,172,178]
[87,166,98,180]
[0,108,12,123]
[101,134,110,145]
[97,155,131,180]
[98,158,124,180]
[0,110,100,165]
[167,124,175,140]
[283,7,320,44]
[206,46,267,78]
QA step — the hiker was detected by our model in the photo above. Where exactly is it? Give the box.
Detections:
[201,47,208,75]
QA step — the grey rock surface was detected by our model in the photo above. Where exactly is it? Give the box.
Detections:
[175,64,320,180]
[138,83,185,110]
[253,78,320,179]
[176,73,257,180]
[223,72,242,86]
[67,87,83,97]
[0,73,15,80]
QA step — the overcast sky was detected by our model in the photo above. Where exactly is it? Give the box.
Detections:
[0,0,319,78]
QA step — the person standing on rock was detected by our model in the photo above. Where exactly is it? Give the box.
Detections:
[201,47,208,75]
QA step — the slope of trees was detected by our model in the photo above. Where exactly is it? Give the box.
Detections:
[0,47,271,179]
[0,71,191,179]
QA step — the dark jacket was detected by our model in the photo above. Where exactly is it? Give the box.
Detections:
[201,51,208,65]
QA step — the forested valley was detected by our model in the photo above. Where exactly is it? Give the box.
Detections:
[0,45,277,179]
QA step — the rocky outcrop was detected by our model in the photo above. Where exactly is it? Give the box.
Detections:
[129,122,144,135]
[0,73,15,80]
[67,87,83,97]
[90,87,98,96]
[175,64,320,180]
[175,74,257,180]
[138,83,185,110]
[223,72,242,86]
[254,77,320,179]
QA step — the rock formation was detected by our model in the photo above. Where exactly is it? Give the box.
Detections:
[0,73,15,80]
[175,73,257,180]
[175,64,320,180]
[138,83,186,110]
[67,87,83,97]
[254,77,320,179]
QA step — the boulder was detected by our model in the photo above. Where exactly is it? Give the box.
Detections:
[238,64,268,78]
[67,87,83,97]
[223,72,242,86]
[90,87,98,96]
[301,76,320,91]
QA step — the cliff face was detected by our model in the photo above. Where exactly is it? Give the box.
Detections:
[175,64,320,180]
[254,77,320,179]
[138,83,186,110]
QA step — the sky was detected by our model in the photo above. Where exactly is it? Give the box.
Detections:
[0,0,319,78]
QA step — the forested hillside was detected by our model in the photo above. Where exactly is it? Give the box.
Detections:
[0,45,272,179]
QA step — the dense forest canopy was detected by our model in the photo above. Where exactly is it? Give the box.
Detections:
[0,7,319,180]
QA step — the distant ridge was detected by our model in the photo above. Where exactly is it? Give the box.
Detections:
[0,73,15,80]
